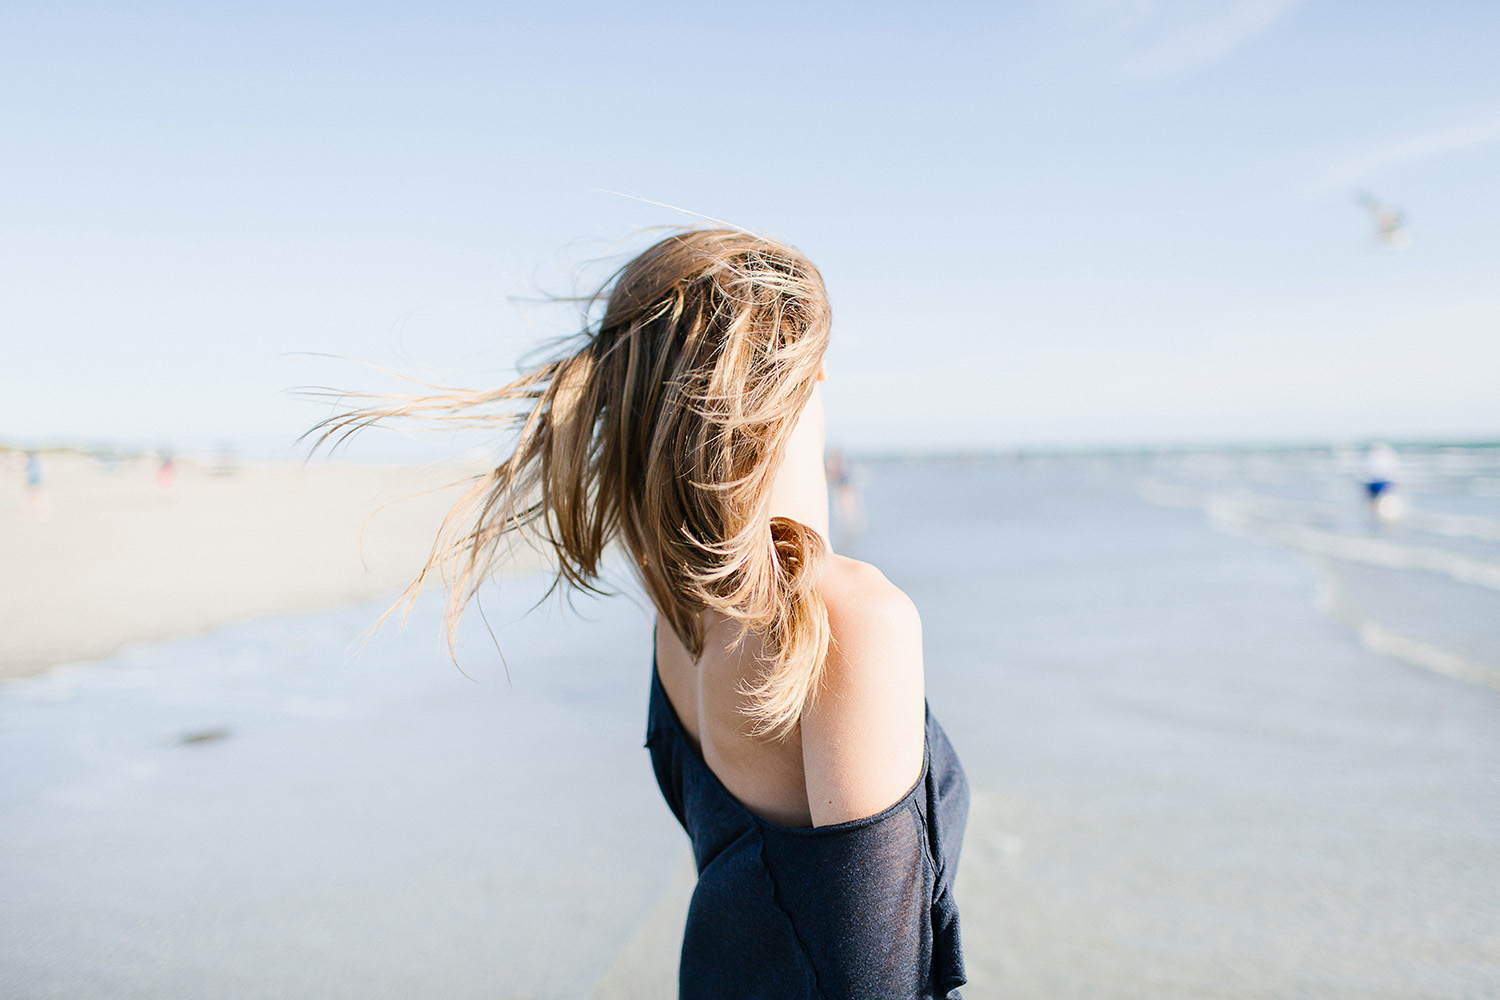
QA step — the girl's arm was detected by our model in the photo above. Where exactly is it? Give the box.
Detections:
[800,557,927,827]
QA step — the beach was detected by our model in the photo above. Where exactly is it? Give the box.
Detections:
[0,451,508,680]
[2,449,1498,998]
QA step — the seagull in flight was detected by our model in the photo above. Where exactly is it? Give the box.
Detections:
[1356,192,1411,250]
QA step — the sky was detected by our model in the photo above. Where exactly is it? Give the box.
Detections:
[3,0,1498,455]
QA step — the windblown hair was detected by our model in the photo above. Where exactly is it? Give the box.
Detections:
[310,229,833,736]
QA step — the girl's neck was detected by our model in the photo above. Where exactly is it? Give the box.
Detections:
[767,386,831,544]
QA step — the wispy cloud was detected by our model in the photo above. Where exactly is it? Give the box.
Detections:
[1123,0,1304,76]
[1312,113,1500,192]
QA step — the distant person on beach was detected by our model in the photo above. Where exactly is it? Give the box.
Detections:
[825,446,866,548]
[1363,442,1403,522]
[1363,442,1402,520]
[312,230,969,998]
[23,450,51,520]
[156,450,177,492]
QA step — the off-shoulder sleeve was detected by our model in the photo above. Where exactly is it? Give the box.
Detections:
[648,668,969,999]
[759,798,945,998]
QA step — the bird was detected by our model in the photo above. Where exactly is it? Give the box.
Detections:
[1355,191,1411,250]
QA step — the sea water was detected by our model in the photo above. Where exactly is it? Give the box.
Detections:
[1,449,1497,999]
[859,447,1500,999]
[1131,446,1500,679]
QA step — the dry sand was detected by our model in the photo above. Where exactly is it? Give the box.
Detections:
[0,451,530,680]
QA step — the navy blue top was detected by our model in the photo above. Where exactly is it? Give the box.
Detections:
[646,665,969,999]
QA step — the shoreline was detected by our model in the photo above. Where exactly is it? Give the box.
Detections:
[0,453,538,682]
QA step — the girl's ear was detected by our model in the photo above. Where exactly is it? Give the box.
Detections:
[816,364,827,383]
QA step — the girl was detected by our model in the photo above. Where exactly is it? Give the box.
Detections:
[315,229,968,998]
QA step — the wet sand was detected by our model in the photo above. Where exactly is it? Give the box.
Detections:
[0,452,518,680]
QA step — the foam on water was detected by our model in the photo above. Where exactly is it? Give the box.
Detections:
[1136,445,1500,692]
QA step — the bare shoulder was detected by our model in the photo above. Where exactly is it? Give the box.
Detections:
[815,558,924,695]
[800,555,927,827]
[817,555,920,638]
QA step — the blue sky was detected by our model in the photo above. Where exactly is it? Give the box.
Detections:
[3,0,1497,454]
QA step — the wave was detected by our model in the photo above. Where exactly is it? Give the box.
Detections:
[1404,509,1500,543]
[1138,477,1500,691]
[1137,479,1500,590]
[1315,566,1500,692]
[1136,479,1500,543]
[1248,521,1500,591]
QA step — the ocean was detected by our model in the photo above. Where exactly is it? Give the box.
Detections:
[2,448,1497,998]
[1136,445,1500,689]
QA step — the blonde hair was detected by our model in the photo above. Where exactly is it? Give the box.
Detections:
[311,229,832,736]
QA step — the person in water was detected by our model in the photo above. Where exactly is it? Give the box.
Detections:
[312,229,969,998]
[1363,441,1403,522]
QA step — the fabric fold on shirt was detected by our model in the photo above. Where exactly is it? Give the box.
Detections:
[646,663,969,1000]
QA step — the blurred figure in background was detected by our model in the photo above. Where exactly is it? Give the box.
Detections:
[1363,441,1404,523]
[211,444,240,478]
[24,450,51,521]
[825,446,865,550]
[156,449,178,493]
